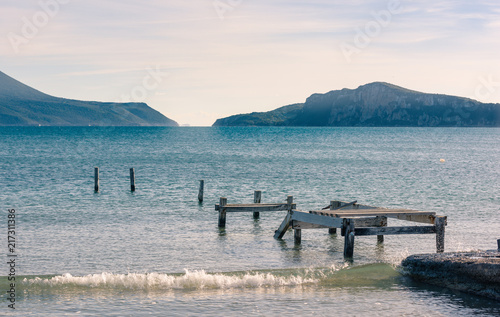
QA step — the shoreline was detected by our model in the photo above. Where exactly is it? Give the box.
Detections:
[400,250,500,301]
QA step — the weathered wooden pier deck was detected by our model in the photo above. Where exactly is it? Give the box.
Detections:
[215,192,296,227]
[274,200,447,260]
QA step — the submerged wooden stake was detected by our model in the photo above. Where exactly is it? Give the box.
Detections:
[253,190,261,219]
[130,168,136,192]
[218,197,227,228]
[198,180,204,202]
[94,167,99,192]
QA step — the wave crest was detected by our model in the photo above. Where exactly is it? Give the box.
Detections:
[23,270,319,290]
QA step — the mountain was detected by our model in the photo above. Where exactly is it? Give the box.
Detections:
[213,82,500,127]
[0,71,178,126]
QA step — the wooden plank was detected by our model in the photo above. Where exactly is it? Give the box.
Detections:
[291,217,385,229]
[130,168,136,192]
[292,211,344,228]
[331,201,378,210]
[292,221,328,229]
[312,208,436,218]
[215,203,296,212]
[351,226,437,236]
[393,214,436,224]
[333,200,357,210]
[253,190,261,219]
[274,212,292,239]
[225,204,296,212]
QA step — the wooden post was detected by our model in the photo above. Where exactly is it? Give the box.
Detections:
[343,218,355,259]
[130,168,136,192]
[287,195,294,211]
[94,167,99,192]
[198,180,204,202]
[253,190,261,219]
[498,239,500,251]
[377,216,387,244]
[435,216,446,253]
[328,201,339,234]
[218,197,227,228]
[294,228,302,244]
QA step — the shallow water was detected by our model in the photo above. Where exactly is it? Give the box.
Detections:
[0,127,499,315]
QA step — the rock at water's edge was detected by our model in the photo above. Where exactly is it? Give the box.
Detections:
[400,251,500,301]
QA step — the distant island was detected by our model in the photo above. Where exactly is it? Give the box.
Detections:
[213,82,500,127]
[0,71,178,126]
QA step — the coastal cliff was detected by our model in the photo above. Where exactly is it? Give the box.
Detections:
[213,82,500,127]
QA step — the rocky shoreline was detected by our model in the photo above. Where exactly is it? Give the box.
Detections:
[400,249,500,301]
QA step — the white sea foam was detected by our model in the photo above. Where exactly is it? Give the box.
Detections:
[23,269,319,290]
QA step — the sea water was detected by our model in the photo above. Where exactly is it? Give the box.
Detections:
[0,127,499,316]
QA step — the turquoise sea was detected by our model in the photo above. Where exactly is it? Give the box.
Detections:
[0,127,499,316]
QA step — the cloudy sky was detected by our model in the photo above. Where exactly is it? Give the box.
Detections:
[1,0,499,126]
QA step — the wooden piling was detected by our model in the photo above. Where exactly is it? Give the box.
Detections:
[198,180,204,202]
[435,216,446,253]
[343,218,355,259]
[328,201,338,234]
[294,228,302,244]
[498,239,500,251]
[130,168,136,192]
[94,167,99,192]
[253,190,261,219]
[376,216,387,244]
[287,196,294,210]
[218,197,227,228]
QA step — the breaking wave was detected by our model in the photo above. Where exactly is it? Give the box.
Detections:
[22,269,323,291]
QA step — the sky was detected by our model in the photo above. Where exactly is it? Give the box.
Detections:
[1,0,499,126]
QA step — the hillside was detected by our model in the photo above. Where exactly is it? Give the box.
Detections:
[0,71,178,126]
[213,82,500,127]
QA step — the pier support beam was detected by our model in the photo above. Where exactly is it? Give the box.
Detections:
[253,190,261,219]
[328,201,340,234]
[274,196,294,240]
[94,167,99,192]
[274,212,292,239]
[435,216,446,253]
[198,180,204,202]
[376,216,387,244]
[218,197,227,228]
[294,228,302,244]
[343,218,355,260]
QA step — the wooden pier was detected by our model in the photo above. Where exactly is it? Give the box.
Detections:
[215,193,296,228]
[274,200,447,260]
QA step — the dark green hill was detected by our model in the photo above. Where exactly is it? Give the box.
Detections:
[213,103,303,126]
[0,71,178,126]
[213,82,500,127]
